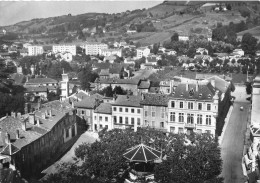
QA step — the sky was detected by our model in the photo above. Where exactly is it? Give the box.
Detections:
[0,1,162,26]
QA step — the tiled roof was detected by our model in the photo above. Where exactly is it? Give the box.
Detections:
[169,82,216,101]
[26,78,58,84]
[138,80,150,89]
[10,73,25,85]
[94,103,112,114]
[74,93,103,109]
[95,78,140,85]
[112,95,142,107]
[206,76,230,93]
[146,57,157,63]
[137,47,148,51]
[1,144,20,156]
[24,86,48,93]
[140,93,169,106]
[99,69,110,76]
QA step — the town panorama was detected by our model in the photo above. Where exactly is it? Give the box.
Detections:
[0,1,260,183]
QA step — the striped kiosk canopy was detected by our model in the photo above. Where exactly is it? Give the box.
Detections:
[123,143,161,163]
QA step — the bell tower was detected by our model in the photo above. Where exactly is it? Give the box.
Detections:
[60,69,69,101]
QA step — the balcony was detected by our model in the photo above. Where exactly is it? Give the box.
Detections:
[185,123,196,128]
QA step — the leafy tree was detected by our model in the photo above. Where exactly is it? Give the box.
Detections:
[113,86,127,95]
[241,33,258,55]
[78,65,98,91]
[171,33,179,42]
[226,4,232,10]
[245,82,252,94]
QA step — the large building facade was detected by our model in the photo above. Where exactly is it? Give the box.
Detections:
[28,46,43,56]
[85,42,108,55]
[52,45,76,55]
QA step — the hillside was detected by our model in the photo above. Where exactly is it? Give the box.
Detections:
[1,1,259,46]
[237,26,260,41]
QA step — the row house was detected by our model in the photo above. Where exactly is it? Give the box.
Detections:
[74,93,104,130]
[112,95,143,132]
[0,101,80,179]
[140,93,169,131]
[93,103,113,131]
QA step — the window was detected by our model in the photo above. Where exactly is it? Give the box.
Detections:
[198,103,202,110]
[105,117,108,122]
[187,114,194,124]
[179,113,184,122]
[188,102,193,109]
[114,116,117,123]
[206,115,211,125]
[125,108,128,112]
[113,107,116,111]
[105,125,108,129]
[100,124,103,128]
[161,112,164,118]
[152,121,155,127]
[125,117,128,125]
[137,118,141,125]
[170,112,175,122]
[160,122,164,128]
[94,116,97,120]
[119,108,122,112]
[179,102,183,109]
[131,109,135,113]
[151,106,155,111]
[152,112,155,117]
[171,101,175,108]
[66,128,69,138]
[178,128,184,134]
[81,110,85,115]
[99,116,102,121]
[145,111,148,117]
[207,104,211,111]
[131,118,134,125]
[170,127,175,133]
[206,130,211,134]
[197,114,202,125]
[145,120,148,126]
[119,117,123,124]
[137,109,141,114]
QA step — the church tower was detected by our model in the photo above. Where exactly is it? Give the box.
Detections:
[60,69,69,101]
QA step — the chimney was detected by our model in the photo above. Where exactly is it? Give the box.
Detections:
[16,130,19,139]
[186,83,189,91]
[141,93,145,100]
[49,109,52,117]
[37,99,41,110]
[11,112,16,118]
[42,112,46,119]
[36,118,40,126]
[22,118,26,131]
[29,113,35,124]
[196,82,199,92]
[5,132,10,144]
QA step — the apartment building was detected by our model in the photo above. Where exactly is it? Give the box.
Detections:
[136,47,150,59]
[99,48,122,57]
[112,95,143,132]
[28,45,43,56]
[93,103,113,131]
[85,42,108,55]
[167,82,219,136]
[140,93,169,132]
[52,45,76,55]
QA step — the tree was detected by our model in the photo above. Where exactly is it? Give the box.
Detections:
[245,82,252,94]
[171,33,179,42]
[226,4,232,10]
[113,86,127,95]
[78,65,98,91]
[241,33,258,55]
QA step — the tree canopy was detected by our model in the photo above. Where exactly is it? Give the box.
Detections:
[241,33,258,55]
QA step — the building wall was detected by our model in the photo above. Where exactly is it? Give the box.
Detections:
[76,108,94,130]
[85,43,108,55]
[93,113,113,131]
[28,46,43,56]
[112,105,143,131]
[13,111,78,178]
[167,99,217,136]
[53,45,76,55]
[136,48,150,59]
[143,105,167,130]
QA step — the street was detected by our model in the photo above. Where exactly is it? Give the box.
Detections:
[221,85,250,183]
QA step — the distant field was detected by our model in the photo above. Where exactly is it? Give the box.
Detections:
[138,32,171,45]
[237,26,260,41]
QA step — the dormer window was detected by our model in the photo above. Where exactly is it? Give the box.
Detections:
[180,92,184,97]
[189,89,194,96]
[199,94,202,97]
[208,94,211,98]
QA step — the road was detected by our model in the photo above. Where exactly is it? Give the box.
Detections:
[221,85,250,183]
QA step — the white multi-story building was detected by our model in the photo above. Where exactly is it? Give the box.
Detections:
[53,45,76,55]
[85,42,108,55]
[93,103,113,131]
[99,48,122,57]
[60,73,69,101]
[28,46,43,56]
[112,95,143,132]
[136,47,150,59]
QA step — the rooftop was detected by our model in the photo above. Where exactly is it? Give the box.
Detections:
[94,103,112,114]
[140,93,169,106]
[74,93,103,109]
[25,78,58,85]
[95,78,140,85]
[138,80,150,89]
[112,95,142,107]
